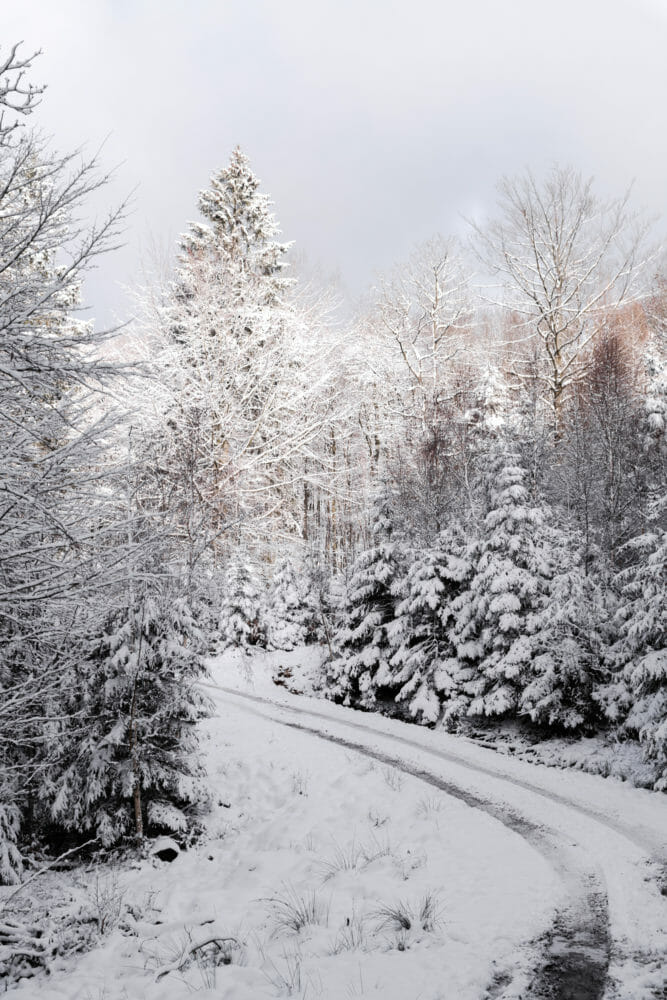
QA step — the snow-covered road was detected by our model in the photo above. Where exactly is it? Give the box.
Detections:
[17,651,666,1000]
[205,652,667,999]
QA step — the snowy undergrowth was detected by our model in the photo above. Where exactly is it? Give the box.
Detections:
[7,665,559,999]
[461,722,660,789]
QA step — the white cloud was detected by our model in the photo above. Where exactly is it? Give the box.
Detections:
[2,0,665,325]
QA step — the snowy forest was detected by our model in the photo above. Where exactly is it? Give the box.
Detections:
[1,37,666,904]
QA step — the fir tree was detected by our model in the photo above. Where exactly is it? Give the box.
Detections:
[182,146,292,304]
[267,559,314,651]
[521,554,608,731]
[151,146,326,559]
[0,805,22,886]
[615,499,667,788]
[388,525,471,725]
[48,593,212,846]
[451,450,555,720]
[170,145,292,382]
[219,561,266,651]
[327,490,403,709]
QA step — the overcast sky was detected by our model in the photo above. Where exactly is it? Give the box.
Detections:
[4,0,667,327]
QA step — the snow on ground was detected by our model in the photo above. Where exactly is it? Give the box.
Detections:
[7,647,561,1000]
[461,722,660,789]
[210,647,667,999]
[214,646,667,818]
[220,646,662,790]
[6,646,667,999]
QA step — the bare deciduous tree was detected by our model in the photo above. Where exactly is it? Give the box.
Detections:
[0,43,43,142]
[0,44,138,879]
[473,166,654,434]
[373,236,472,431]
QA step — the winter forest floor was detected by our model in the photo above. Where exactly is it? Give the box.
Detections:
[257,647,662,792]
[3,648,667,999]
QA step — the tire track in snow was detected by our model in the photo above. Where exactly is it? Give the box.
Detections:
[206,683,666,864]
[208,684,611,1000]
[285,720,611,1000]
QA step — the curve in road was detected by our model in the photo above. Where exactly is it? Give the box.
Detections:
[210,684,612,999]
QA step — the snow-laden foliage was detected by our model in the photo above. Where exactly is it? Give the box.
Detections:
[326,490,404,709]
[48,594,212,845]
[3,39,667,888]
[218,561,267,652]
[388,524,472,725]
[474,165,652,435]
[0,803,22,885]
[449,450,556,719]
[0,46,138,874]
[144,146,333,566]
[521,556,608,730]
[643,295,667,458]
[179,145,292,310]
[372,237,472,432]
[614,501,667,788]
[643,351,667,456]
[266,559,319,651]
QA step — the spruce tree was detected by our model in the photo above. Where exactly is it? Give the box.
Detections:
[151,146,325,562]
[267,559,314,651]
[389,525,471,725]
[180,146,292,305]
[327,490,402,709]
[451,450,554,720]
[218,560,267,651]
[521,553,608,731]
[48,592,212,845]
[615,499,667,788]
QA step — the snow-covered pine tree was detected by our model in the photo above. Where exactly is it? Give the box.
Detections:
[49,592,212,845]
[298,563,327,645]
[178,145,292,311]
[301,552,339,651]
[267,559,313,651]
[0,805,22,887]
[218,560,267,652]
[167,144,292,443]
[450,449,555,720]
[520,549,608,731]
[388,524,471,725]
[614,497,667,788]
[326,489,403,709]
[437,530,482,726]
[150,146,329,562]
[595,306,667,782]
